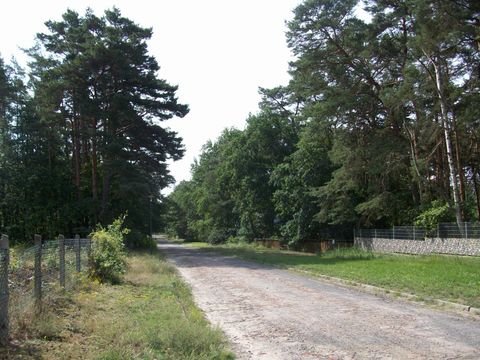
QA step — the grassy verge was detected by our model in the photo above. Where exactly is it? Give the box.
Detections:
[187,242,480,309]
[3,252,233,360]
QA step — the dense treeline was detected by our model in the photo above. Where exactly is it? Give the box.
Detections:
[166,0,480,246]
[0,8,188,244]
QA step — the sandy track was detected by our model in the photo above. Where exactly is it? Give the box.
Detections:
[158,240,480,359]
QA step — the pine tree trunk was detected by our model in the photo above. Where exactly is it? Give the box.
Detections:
[100,169,110,223]
[91,117,98,224]
[472,165,480,221]
[453,123,466,216]
[73,96,81,200]
[404,104,423,203]
[91,117,98,202]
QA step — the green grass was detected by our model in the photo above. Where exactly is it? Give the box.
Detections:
[4,251,233,360]
[184,241,212,249]
[188,242,480,309]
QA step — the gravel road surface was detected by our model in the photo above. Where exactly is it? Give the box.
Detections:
[158,240,480,359]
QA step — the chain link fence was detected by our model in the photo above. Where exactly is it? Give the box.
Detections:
[0,234,91,345]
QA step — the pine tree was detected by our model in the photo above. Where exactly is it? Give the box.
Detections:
[28,8,189,237]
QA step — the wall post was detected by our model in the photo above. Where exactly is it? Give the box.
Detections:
[75,234,81,272]
[0,235,9,346]
[34,234,42,310]
[59,235,65,287]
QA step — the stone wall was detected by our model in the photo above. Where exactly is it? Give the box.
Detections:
[355,236,480,256]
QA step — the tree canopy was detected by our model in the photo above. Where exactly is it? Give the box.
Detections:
[166,0,480,246]
[0,8,188,244]
[2,2,479,246]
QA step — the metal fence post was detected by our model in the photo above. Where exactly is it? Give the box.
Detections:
[75,234,81,272]
[465,222,468,240]
[34,234,42,309]
[413,225,416,241]
[86,235,92,271]
[0,235,9,346]
[392,226,395,240]
[86,235,91,254]
[59,235,65,287]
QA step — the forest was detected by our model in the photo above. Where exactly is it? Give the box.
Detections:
[166,0,480,246]
[1,1,479,248]
[0,8,188,245]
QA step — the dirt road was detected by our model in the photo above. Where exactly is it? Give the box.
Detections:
[158,240,480,359]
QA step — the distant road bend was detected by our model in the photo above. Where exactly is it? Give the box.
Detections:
[158,238,480,360]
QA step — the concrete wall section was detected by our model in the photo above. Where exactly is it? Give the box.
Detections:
[355,237,480,256]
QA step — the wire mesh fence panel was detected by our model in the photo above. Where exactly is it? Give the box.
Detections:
[466,223,480,238]
[59,235,65,287]
[357,222,480,241]
[7,236,91,329]
[64,239,75,289]
[375,229,393,239]
[63,238,90,290]
[358,229,375,238]
[362,227,428,240]
[0,235,89,343]
[9,245,37,335]
[393,226,426,240]
[438,222,480,239]
[40,240,64,295]
[34,235,42,304]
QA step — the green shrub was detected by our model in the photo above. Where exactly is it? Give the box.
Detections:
[415,200,453,232]
[89,216,129,284]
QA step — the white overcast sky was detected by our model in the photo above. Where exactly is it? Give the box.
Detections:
[1,0,301,190]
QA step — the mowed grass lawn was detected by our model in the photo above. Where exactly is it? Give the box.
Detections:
[187,242,480,309]
[4,252,233,360]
